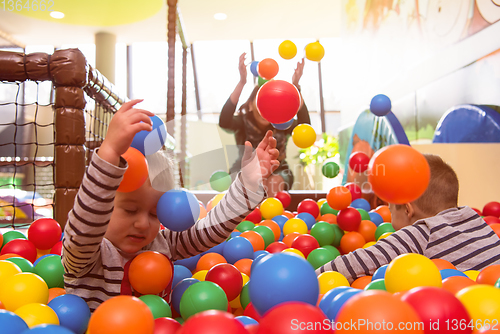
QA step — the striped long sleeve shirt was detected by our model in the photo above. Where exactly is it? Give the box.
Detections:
[62,152,265,311]
[316,206,500,283]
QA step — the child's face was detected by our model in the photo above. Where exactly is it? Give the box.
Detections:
[105,179,163,254]
[388,203,412,231]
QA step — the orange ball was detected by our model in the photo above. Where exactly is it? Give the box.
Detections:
[476,264,500,285]
[259,220,281,241]
[282,232,301,247]
[48,287,66,303]
[234,258,253,277]
[283,211,295,219]
[351,275,372,289]
[327,186,352,211]
[117,147,148,193]
[196,253,227,272]
[239,231,265,252]
[367,144,430,204]
[431,258,456,271]
[374,205,392,222]
[129,251,173,295]
[357,220,377,242]
[490,223,500,239]
[319,214,337,225]
[257,58,279,80]
[88,295,154,334]
[0,253,19,261]
[441,276,476,295]
[198,201,207,220]
[340,231,366,254]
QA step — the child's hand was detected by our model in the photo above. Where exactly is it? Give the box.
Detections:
[98,99,154,166]
[241,130,280,192]
[292,57,305,88]
[238,52,247,85]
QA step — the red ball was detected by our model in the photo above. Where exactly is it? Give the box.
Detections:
[484,216,500,225]
[245,208,262,224]
[256,80,301,124]
[349,151,370,173]
[344,182,362,201]
[1,239,37,263]
[243,303,262,321]
[291,234,320,258]
[50,241,63,255]
[401,286,472,334]
[180,310,248,334]
[483,201,500,218]
[205,263,243,301]
[472,208,482,215]
[275,191,292,209]
[28,218,62,250]
[154,317,181,334]
[297,199,320,219]
[337,207,362,231]
[266,241,289,253]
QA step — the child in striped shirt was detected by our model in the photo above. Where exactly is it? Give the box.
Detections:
[62,100,279,311]
[316,154,500,282]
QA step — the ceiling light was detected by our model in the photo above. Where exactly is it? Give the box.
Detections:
[214,13,227,20]
[50,11,65,19]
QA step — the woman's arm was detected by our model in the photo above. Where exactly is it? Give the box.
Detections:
[219,53,247,130]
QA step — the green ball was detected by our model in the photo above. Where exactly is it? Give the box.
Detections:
[253,225,275,248]
[179,281,228,320]
[310,221,335,246]
[236,220,255,233]
[357,209,370,221]
[139,294,172,319]
[322,161,340,178]
[2,230,26,248]
[320,202,338,216]
[175,317,184,325]
[375,223,395,241]
[495,278,500,289]
[6,257,34,273]
[364,278,386,291]
[307,247,337,270]
[209,170,232,192]
[34,255,65,288]
[331,224,344,248]
[258,76,269,87]
[322,245,341,258]
[240,282,251,310]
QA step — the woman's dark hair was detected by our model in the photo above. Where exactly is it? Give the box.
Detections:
[238,85,260,115]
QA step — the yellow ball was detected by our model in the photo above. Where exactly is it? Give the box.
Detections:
[283,218,308,236]
[463,270,479,281]
[305,42,325,62]
[292,124,316,149]
[207,193,225,211]
[278,40,297,60]
[241,272,250,285]
[281,248,305,259]
[192,269,208,281]
[317,198,327,211]
[317,271,349,294]
[0,260,22,285]
[363,241,376,249]
[384,253,442,293]
[229,294,241,309]
[377,232,393,241]
[260,198,284,219]
[15,303,59,328]
[0,272,49,311]
[456,284,500,329]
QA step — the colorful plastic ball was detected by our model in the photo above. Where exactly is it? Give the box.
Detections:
[5,257,33,273]
[248,253,319,315]
[291,234,319,258]
[256,80,301,124]
[281,248,305,259]
[88,295,154,334]
[157,189,200,232]
[172,265,192,289]
[209,170,232,192]
[278,40,297,60]
[320,202,338,216]
[245,208,262,224]
[15,303,59,328]
[401,286,471,334]
[374,205,392,222]
[274,191,291,209]
[385,253,442,293]
[317,271,349,295]
[374,222,395,240]
[357,220,377,242]
[138,294,171,319]
[349,151,370,173]
[2,230,27,248]
[239,231,265,252]
[349,198,370,212]
[483,201,500,218]
[364,278,386,291]
[236,220,255,233]
[0,272,48,311]
[440,269,468,280]
[296,212,316,230]
[305,42,325,62]
[257,58,279,80]
[307,247,337,270]
[372,264,388,281]
[431,258,457,271]
[257,76,269,87]
[1,239,37,263]
[181,310,248,334]
[0,309,29,333]
[322,161,340,178]
[222,237,254,264]
[260,198,284,220]
[129,251,173,295]
[47,288,66,303]
[318,286,352,315]
[272,118,294,130]
[206,263,243,301]
[337,207,362,232]
[368,144,430,204]
[476,264,500,285]
[339,231,365,254]
[326,289,363,321]
[235,315,258,326]
[351,275,373,289]
[297,199,320,219]
[117,147,148,193]
[456,285,500,330]
[206,193,224,211]
[250,61,259,77]
[49,241,62,256]
[130,115,167,156]
[28,218,62,251]
[192,269,208,281]
[464,270,480,281]
[327,186,352,211]
[266,241,288,254]
[153,317,181,334]
[34,255,64,289]
[171,278,199,315]
[370,94,392,117]
[357,208,370,221]
[292,124,316,149]
[196,253,227,272]
[253,225,275,248]
[310,221,335,246]
[258,220,281,241]
[344,182,362,201]
[283,218,308,236]
[48,294,90,334]
[368,211,384,226]
[179,281,228,320]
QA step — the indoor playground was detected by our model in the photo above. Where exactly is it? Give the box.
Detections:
[0,0,500,333]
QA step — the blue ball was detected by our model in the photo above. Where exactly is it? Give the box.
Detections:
[272,215,288,240]
[372,264,389,281]
[296,212,316,230]
[21,325,75,334]
[157,189,200,232]
[318,286,353,315]
[235,315,259,326]
[230,231,241,239]
[171,278,199,314]
[33,254,57,267]
[0,310,29,334]
[350,198,371,212]
[272,118,294,130]
[368,212,384,226]
[174,254,201,272]
[250,61,260,77]
[251,251,270,273]
[248,252,319,315]
[48,294,90,334]
[440,269,468,280]
[326,289,362,321]
[222,237,254,264]
[172,265,192,289]
[370,94,392,117]
[131,115,167,156]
